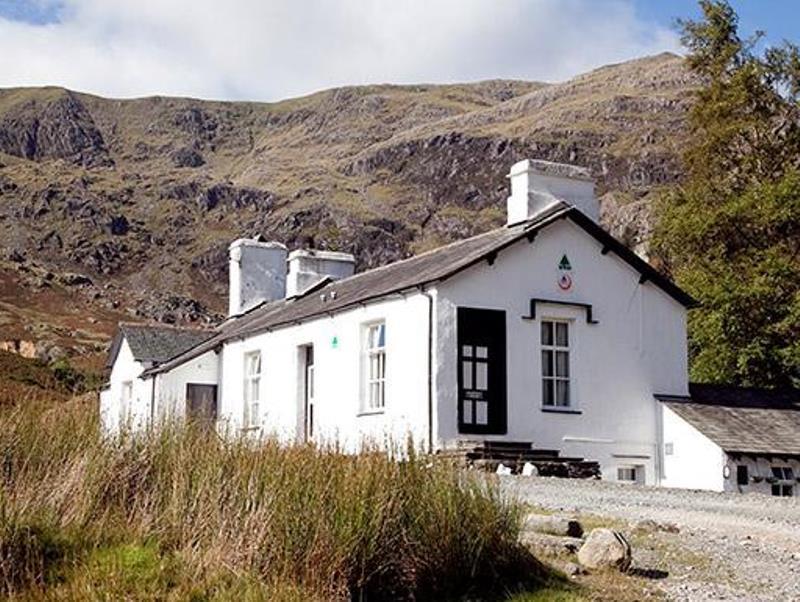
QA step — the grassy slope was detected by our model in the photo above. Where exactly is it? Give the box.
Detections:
[0,53,695,364]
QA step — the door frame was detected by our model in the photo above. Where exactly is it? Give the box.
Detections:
[456,307,508,435]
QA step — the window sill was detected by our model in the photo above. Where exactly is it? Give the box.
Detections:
[541,406,582,415]
[357,409,386,417]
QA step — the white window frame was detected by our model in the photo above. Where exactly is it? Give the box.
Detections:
[540,319,572,408]
[243,351,262,429]
[362,321,386,412]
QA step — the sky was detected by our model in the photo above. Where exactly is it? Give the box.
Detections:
[0,0,797,102]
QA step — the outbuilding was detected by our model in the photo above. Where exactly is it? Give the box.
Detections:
[658,384,800,496]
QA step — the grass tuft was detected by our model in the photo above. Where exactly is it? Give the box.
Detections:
[0,400,549,599]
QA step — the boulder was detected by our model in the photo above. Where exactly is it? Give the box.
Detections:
[577,528,632,571]
[522,513,584,538]
[564,562,585,577]
[520,532,583,556]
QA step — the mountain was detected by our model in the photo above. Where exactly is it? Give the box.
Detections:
[0,52,698,365]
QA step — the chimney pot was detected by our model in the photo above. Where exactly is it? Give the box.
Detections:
[506,159,598,225]
[287,249,355,297]
[228,238,287,316]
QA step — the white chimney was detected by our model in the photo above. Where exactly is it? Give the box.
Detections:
[286,249,355,297]
[228,238,288,316]
[506,159,598,225]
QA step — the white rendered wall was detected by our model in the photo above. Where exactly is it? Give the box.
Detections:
[154,349,219,423]
[101,339,152,434]
[434,219,689,484]
[661,405,725,491]
[217,293,431,452]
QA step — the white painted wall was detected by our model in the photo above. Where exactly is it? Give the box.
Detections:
[217,293,432,452]
[100,338,152,434]
[662,406,800,496]
[434,219,689,484]
[661,404,725,491]
[154,349,219,423]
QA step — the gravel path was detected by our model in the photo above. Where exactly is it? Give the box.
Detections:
[501,476,800,601]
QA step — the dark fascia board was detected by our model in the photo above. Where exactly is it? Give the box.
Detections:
[146,207,695,376]
[105,331,124,369]
[654,393,692,403]
[566,210,698,308]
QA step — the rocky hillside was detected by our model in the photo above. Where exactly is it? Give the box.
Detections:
[0,52,697,362]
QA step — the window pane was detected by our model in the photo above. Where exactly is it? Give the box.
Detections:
[542,379,554,405]
[556,380,570,406]
[475,362,488,390]
[541,350,553,376]
[556,351,569,377]
[377,323,385,348]
[463,400,473,424]
[462,345,472,357]
[541,321,553,345]
[476,346,488,359]
[556,322,568,347]
[462,360,473,389]
[379,351,386,379]
[475,401,488,425]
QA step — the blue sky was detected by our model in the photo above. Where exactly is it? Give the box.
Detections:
[0,1,797,101]
[633,1,800,47]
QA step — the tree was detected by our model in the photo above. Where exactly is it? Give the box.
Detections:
[654,0,800,387]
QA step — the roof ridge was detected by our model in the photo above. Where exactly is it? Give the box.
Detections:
[119,321,212,332]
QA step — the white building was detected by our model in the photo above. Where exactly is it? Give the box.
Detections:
[101,159,701,485]
[658,384,799,497]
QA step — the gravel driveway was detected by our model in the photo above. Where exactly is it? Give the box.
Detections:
[501,476,800,601]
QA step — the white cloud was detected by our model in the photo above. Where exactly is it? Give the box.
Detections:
[0,0,680,101]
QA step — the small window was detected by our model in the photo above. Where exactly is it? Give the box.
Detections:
[736,465,749,486]
[664,442,674,456]
[364,322,386,411]
[121,381,133,403]
[120,380,133,421]
[243,351,262,428]
[771,466,794,497]
[541,320,570,407]
[617,466,637,482]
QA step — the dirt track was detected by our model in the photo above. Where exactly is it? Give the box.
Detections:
[502,476,800,601]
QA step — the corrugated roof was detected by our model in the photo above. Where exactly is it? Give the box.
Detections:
[107,323,214,368]
[145,204,696,377]
[659,383,800,457]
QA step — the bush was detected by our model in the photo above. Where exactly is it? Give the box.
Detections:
[0,401,544,599]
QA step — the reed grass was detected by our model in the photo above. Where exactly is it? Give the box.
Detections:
[0,399,546,600]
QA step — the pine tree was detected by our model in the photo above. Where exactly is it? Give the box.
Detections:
[654,0,800,387]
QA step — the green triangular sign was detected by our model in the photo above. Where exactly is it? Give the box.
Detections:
[558,254,572,271]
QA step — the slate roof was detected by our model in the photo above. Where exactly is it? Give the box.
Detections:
[106,323,214,368]
[658,383,800,457]
[145,203,696,377]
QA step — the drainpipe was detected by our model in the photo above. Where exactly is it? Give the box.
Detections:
[419,287,435,454]
[149,374,157,429]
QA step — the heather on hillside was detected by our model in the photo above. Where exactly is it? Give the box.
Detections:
[0,399,544,600]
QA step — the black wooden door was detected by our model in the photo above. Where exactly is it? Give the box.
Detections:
[185,383,218,425]
[457,307,507,435]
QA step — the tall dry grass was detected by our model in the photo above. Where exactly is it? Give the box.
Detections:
[0,399,545,600]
